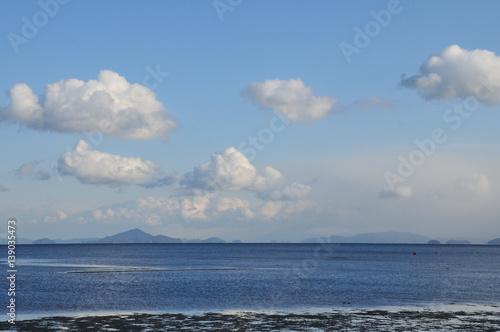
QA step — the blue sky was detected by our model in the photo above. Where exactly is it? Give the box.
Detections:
[1,0,500,242]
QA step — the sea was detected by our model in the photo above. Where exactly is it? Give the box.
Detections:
[2,243,500,319]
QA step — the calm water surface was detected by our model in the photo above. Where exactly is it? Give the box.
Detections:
[2,243,499,317]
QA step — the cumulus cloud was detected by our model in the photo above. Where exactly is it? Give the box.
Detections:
[92,208,115,221]
[180,147,286,193]
[0,70,177,140]
[178,147,312,221]
[379,186,413,198]
[243,78,337,122]
[401,45,500,105]
[88,194,255,224]
[15,161,39,177]
[257,199,315,220]
[137,196,180,212]
[58,139,171,187]
[258,201,282,219]
[91,196,179,225]
[457,174,490,195]
[44,211,68,222]
[144,214,162,226]
[57,210,68,220]
[180,147,311,201]
[181,193,212,221]
[15,160,51,181]
[216,197,254,218]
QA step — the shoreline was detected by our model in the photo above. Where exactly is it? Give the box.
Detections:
[3,304,500,331]
[12,302,500,319]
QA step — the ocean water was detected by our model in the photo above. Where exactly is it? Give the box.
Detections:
[2,243,499,318]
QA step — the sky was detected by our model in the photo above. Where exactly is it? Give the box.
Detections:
[1,0,500,243]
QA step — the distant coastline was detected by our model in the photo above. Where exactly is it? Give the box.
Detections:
[3,228,499,246]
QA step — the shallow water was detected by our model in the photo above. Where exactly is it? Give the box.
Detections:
[2,243,499,318]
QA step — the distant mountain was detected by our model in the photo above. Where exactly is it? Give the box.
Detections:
[182,237,226,243]
[33,238,56,245]
[202,237,225,243]
[26,229,227,245]
[302,231,431,244]
[446,239,471,245]
[487,238,500,245]
[428,240,441,244]
[95,228,182,244]
[53,238,100,244]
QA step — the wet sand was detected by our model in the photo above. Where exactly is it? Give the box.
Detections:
[2,308,499,331]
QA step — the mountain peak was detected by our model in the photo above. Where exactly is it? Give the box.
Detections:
[96,228,182,244]
[120,228,149,235]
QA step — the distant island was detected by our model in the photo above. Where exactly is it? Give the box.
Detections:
[302,232,500,245]
[11,228,226,244]
[301,231,431,244]
[3,229,500,245]
[488,238,500,245]
[94,228,182,244]
[182,237,226,243]
[32,238,56,245]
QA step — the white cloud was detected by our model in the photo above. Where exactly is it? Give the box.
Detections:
[379,186,413,198]
[181,193,212,221]
[180,147,311,201]
[43,215,59,223]
[41,210,68,223]
[0,70,177,140]
[15,160,51,181]
[15,161,39,176]
[137,196,180,212]
[258,201,282,219]
[401,45,500,105]
[180,147,286,193]
[243,78,337,122]
[216,197,254,218]
[281,199,318,217]
[92,209,115,221]
[57,210,68,220]
[91,197,179,225]
[144,213,162,225]
[58,139,171,187]
[457,174,490,195]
